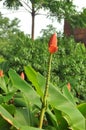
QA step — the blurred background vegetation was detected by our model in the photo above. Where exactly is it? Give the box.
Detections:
[0,12,86,104]
[0,0,86,103]
[0,1,86,129]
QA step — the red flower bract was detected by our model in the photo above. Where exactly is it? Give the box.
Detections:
[67,83,71,91]
[20,72,25,80]
[0,70,4,77]
[48,33,58,53]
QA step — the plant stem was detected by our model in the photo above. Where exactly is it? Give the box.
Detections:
[38,54,52,128]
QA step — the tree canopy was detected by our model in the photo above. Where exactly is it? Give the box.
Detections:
[43,0,76,22]
[0,12,20,39]
[0,0,76,39]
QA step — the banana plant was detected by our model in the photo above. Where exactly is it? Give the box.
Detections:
[0,67,85,130]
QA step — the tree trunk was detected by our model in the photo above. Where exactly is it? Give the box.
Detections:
[31,3,35,40]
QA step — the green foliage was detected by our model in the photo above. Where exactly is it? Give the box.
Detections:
[8,69,41,107]
[0,12,86,103]
[57,37,86,102]
[40,24,57,39]
[2,0,76,21]
[69,8,86,28]
[0,31,48,73]
[77,103,86,118]
[0,67,85,130]
[0,12,20,38]
[0,12,21,72]
[0,1,85,129]
[3,0,21,9]
[0,31,86,102]
[43,0,76,22]
[2,0,77,39]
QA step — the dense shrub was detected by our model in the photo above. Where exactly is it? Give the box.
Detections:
[55,37,86,102]
[0,34,86,102]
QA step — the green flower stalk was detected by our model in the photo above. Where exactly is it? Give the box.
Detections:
[39,53,52,128]
[39,33,58,128]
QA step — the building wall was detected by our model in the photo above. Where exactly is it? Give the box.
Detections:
[64,20,86,46]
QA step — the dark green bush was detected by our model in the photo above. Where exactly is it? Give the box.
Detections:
[0,34,86,103]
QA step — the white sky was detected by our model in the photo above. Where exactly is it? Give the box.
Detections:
[0,0,86,38]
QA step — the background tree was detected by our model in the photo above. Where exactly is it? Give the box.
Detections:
[0,12,20,39]
[0,0,76,39]
[40,24,57,39]
[68,8,86,28]
[43,0,76,21]
[2,0,47,40]
[0,13,86,102]
[0,12,24,71]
